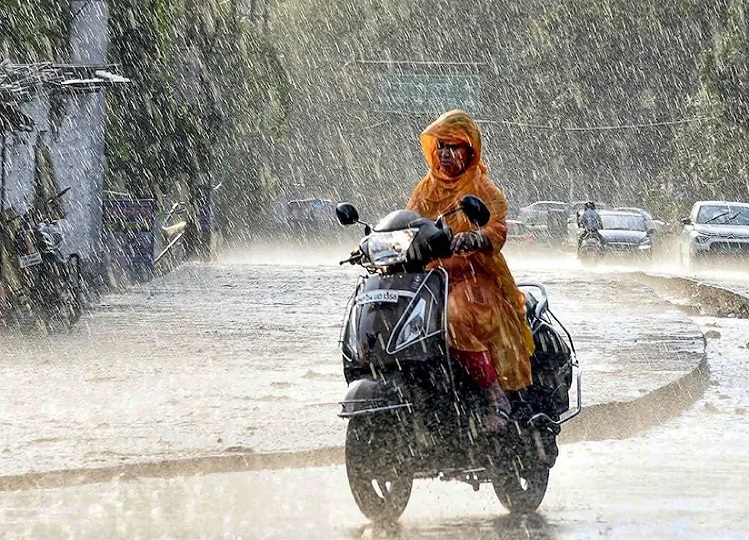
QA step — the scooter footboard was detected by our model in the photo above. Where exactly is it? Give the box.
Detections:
[338,377,413,418]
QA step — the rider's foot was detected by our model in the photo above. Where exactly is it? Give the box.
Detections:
[484,406,510,432]
[484,381,512,432]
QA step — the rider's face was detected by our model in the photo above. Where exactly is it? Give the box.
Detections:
[436,140,471,177]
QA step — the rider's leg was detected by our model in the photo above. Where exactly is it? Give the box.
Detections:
[450,349,511,431]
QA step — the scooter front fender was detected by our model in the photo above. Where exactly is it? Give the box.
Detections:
[338,377,412,418]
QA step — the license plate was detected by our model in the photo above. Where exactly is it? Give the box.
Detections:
[357,289,399,305]
[19,252,42,269]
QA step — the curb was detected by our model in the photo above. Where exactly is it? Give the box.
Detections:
[559,356,709,443]
[626,272,749,319]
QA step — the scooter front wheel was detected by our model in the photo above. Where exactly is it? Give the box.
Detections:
[492,453,549,514]
[345,416,413,522]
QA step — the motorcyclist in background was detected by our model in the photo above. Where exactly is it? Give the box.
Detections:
[577,201,604,246]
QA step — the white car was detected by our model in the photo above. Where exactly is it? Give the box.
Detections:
[680,201,749,265]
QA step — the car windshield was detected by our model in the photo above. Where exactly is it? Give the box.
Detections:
[617,208,653,220]
[601,214,646,231]
[696,204,749,225]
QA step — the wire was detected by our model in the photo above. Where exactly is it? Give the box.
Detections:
[476,116,715,132]
[349,59,488,68]
[374,109,715,132]
[70,0,94,23]
[361,119,391,130]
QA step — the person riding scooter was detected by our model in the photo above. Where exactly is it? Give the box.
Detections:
[407,110,535,432]
[577,201,604,246]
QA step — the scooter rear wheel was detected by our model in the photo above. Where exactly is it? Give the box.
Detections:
[492,454,549,514]
[345,416,413,522]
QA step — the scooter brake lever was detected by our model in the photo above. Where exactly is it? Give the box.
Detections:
[340,251,362,265]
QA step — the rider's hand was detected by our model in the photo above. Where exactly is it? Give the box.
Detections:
[450,231,491,254]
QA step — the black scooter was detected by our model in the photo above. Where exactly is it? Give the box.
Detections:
[336,195,581,521]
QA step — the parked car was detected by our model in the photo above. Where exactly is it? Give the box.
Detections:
[518,201,569,227]
[570,210,653,259]
[679,201,749,266]
[284,198,337,233]
[505,219,536,247]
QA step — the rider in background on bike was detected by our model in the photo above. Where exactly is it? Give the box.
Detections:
[407,110,535,432]
[577,201,604,246]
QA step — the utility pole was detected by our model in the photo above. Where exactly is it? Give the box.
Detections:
[70,0,108,65]
[68,0,110,271]
[0,131,6,212]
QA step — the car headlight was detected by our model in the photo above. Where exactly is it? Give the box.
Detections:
[367,229,418,266]
[638,237,652,250]
[690,231,709,244]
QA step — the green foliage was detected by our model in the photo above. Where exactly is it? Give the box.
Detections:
[495,1,710,205]
[3,0,749,220]
[275,0,717,210]
[108,0,201,195]
[0,0,70,62]
[106,0,292,215]
[1,0,292,224]
[273,0,749,216]
[667,0,749,211]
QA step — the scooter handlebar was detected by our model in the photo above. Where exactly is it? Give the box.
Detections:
[339,251,364,265]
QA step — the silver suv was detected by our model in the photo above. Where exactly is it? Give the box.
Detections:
[680,201,749,265]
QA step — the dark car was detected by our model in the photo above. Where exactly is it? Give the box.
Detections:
[518,201,569,227]
[572,210,653,259]
[283,198,338,234]
[505,219,536,247]
[614,206,668,236]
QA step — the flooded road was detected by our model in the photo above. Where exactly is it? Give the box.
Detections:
[0,315,743,539]
[0,248,702,477]
[0,246,732,538]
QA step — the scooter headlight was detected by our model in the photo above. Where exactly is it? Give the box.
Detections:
[366,229,418,266]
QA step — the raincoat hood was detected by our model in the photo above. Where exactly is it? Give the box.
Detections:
[420,109,487,184]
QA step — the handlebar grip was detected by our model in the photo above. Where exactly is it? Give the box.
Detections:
[340,251,363,265]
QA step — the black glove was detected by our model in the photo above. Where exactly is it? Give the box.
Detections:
[450,231,491,254]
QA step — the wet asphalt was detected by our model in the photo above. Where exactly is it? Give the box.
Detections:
[0,247,740,538]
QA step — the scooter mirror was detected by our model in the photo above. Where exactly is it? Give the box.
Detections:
[460,195,490,227]
[336,202,359,226]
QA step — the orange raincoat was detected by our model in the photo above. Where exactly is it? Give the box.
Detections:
[407,110,534,391]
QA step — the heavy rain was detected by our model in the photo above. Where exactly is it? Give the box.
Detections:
[1,0,749,538]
